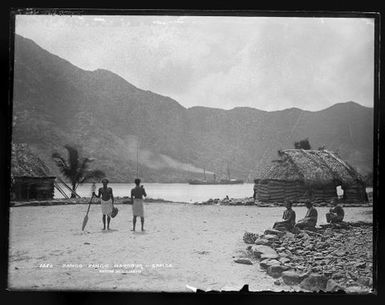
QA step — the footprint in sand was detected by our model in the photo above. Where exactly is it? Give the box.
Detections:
[100,229,119,233]
[196,250,210,255]
[11,255,33,262]
[132,231,147,235]
[73,231,92,236]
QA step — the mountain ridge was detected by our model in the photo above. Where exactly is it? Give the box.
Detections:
[14,34,373,114]
[11,34,373,182]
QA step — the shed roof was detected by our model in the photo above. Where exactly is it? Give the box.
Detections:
[11,143,54,178]
[259,149,364,186]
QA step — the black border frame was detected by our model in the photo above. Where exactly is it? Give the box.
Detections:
[1,4,383,305]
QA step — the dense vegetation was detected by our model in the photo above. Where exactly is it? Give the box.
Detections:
[294,138,312,150]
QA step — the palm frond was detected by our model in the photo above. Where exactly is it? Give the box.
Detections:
[79,158,93,177]
[52,145,105,188]
[64,145,79,177]
[62,145,80,184]
[52,152,72,177]
[80,158,93,171]
[80,170,106,183]
[52,152,68,167]
[74,157,93,183]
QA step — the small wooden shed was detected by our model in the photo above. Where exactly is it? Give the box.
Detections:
[11,144,56,201]
[254,149,367,203]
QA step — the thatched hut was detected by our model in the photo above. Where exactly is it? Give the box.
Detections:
[11,144,56,201]
[254,149,367,203]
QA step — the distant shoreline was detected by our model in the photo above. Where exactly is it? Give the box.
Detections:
[10,197,183,207]
[56,181,255,184]
[10,197,373,208]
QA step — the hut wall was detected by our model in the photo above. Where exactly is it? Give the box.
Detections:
[256,180,307,202]
[256,179,338,203]
[12,177,55,201]
[343,184,368,203]
[311,186,338,203]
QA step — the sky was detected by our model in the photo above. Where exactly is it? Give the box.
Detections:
[15,15,375,111]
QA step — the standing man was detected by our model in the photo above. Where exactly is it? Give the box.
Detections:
[131,178,147,232]
[93,178,114,230]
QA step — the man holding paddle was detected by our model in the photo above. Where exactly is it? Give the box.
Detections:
[93,178,115,230]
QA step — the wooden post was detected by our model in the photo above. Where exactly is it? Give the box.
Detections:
[26,183,30,201]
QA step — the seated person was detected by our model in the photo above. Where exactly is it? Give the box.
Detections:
[326,200,344,223]
[295,201,318,230]
[273,201,296,231]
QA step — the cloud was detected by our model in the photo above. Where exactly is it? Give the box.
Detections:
[15,15,374,111]
[173,17,375,110]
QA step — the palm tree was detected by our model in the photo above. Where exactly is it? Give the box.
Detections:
[52,145,105,198]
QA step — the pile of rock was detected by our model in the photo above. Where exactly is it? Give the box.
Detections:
[195,198,370,207]
[194,198,220,205]
[255,201,369,207]
[240,221,373,293]
[243,232,259,244]
[195,197,255,206]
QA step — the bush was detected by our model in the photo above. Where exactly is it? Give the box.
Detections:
[294,138,312,150]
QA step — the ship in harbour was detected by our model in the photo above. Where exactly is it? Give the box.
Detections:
[188,165,244,185]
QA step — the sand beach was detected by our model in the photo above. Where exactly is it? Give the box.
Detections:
[8,202,372,292]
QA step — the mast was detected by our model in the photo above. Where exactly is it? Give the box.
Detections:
[227,163,230,180]
[204,167,206,181]
[136,136,139,178]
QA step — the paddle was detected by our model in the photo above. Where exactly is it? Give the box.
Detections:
[82,194,94,231]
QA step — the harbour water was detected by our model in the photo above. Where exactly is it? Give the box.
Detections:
[54,183,373,203]
[55,183,255,203]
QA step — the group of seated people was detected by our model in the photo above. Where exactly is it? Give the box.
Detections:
[273,199,345,232]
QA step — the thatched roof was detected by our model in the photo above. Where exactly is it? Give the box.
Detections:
[258,149,364,186]
[11,143,53,178]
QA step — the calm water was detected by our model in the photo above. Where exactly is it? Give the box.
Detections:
[54,183,374,203]
[54,183,255,203]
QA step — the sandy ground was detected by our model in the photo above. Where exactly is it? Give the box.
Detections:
[8,203,372,292]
